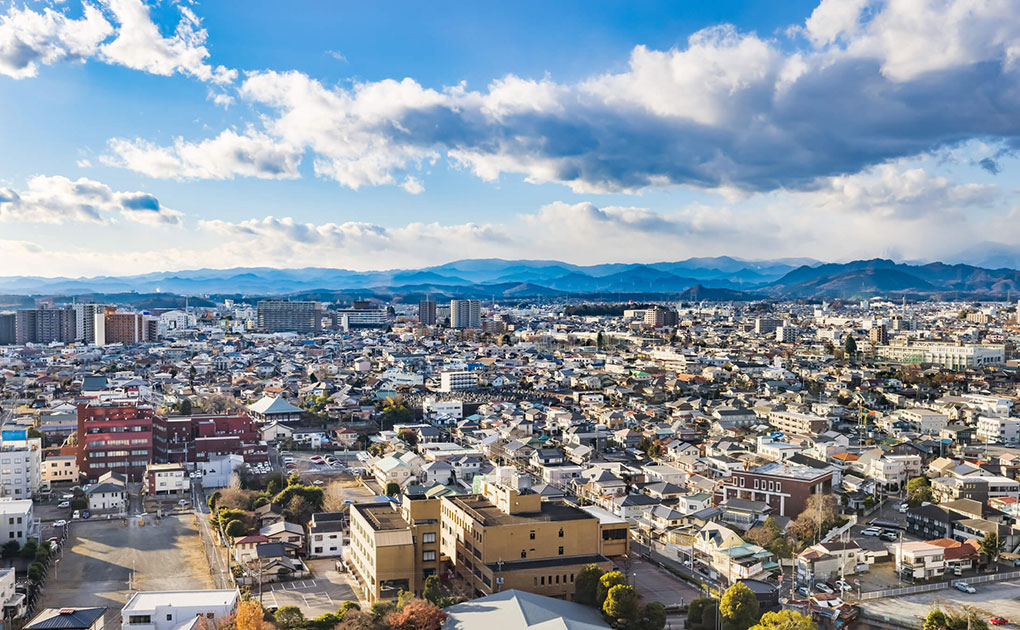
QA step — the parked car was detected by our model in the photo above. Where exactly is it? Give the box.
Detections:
[815,583,834,594]
[81,511,90,519]
[861,527,882,536]
[898,503,910,513]
[835,580,853,592]
[72,510,80,520]
[796,586,809,597]
[177,499,189,507]
[880,532,898,542]
[990,617,1008,626]
[954,582,976,594]
[53,520,67,527]
[57,501,70,509]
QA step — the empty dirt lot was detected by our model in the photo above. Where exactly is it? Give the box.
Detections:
[39,513,213,626]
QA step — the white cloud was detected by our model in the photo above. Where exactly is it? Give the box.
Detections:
[0,175,183,225]
[102,128,302,180]
[0,0,234,82]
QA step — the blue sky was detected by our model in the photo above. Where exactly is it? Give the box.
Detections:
[0,0,1018,276]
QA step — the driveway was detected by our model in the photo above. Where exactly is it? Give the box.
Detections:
[256,558,361,615]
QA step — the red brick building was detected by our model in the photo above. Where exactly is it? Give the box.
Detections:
[153,414,268,464]
[76,402,155,481]
[721,462,834,517]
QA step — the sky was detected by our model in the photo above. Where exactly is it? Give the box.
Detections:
[1,0,1020,277]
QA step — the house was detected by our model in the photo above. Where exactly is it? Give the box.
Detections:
[307,513,344,559]
[0,499,38,545]
[120,590,239,630]
[442,589,611,630]
[530,448,565,467]
[373,455,414,489]
[677,493,713,515]
[143,463,189,496]
[895,541,945,581]
[253,502,286,528]
[26,608,105,630]
[233,535,270,563]
[86,472,127,512]
[260,521,305,553]
[247,396,303,423]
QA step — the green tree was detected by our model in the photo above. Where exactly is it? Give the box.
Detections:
[225,520,247,537]
[27,562,44,582]
[720,582,760,630]
[701,599,720,630]
[274,606,306,630]
[574,564,605,606]
[338,602,361,619]
[981,532,1000,562]
[688,599,714,630]
[844,335,857,358]
[596,571,628,607]
[923,610,949,630]
[641,602,667,630]
[905,477,933,505]
[19,539,38,560]
[749,610,817,630]
[602,585,640,626]
[385,482,401,497]
[208,491,222,511]
[1,540,18,559]
[422,575,454,608]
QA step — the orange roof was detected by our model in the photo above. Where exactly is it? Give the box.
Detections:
[832,453,859,461]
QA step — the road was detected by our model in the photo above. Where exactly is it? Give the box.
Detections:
[192,479,233,590]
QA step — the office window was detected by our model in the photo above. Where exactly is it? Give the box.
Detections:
[558,528,564,538]
[423,551,436,561]
[521,550,527,558]
[540,576,545,585]
[167,615,173,621]
[423,532,436,543]
[558,546,564,555]
[529,531,535,540]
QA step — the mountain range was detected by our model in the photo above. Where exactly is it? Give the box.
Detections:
[4,255,1020,302]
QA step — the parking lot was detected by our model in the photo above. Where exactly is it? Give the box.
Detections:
[614,555,701,609]
[39,513,214,628]
[862,579,1020,627]
[257,559,361,615]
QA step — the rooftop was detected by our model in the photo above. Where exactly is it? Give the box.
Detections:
[446,494,596,527]
[122,590,238,612]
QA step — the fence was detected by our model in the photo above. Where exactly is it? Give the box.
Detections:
[860,569,1020,600]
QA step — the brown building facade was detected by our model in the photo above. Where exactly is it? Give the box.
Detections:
[722,462,833,517]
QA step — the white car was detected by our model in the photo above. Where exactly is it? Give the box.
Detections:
[835,580,853,592]
[861,527,882,536]
[955,582,976,594]
[898,503,910,513]
[72,510,81,520]
[815,583,834,594]
[57,501,70,509]
[53,519,67,527]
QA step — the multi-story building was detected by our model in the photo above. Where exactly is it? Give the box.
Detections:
[307,512,344,559]
[15,308,75,344]
[121,590,239,630]
[76,403,155,481]
[0,312,16,345]
[722,462,834,517]
[775,326,797,344]
[257,300,321,333]
[73,303,106,344]
[42,455,79,484]
[450,300,481,329]
[0,499,38,545]
[348,495,442,603]
[103,311,156,345]
[869,324,889,345]
[876,340,1005,369]
[334,301,388,329]
[440,371,477,392]
[754,318,781,335]
[644,306,678,328]
[418,300,437,326]
[143,463,189,496]
[440,473,620,601]
[767,410,831,436]
[895,541,945,581]
[0,431,42,498]
[153,414,267,464]
[899,408,949,435]
[976,416,1020,444]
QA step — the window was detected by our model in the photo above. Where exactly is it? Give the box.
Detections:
[555,575,560,584]
[529,530,536,540]
[558,546,564,555]
[129,616,151,624]
[739,478,745,487]
[423,551,436,561]
[423,532,436,543]
[167,615,173,621]
[521,550,527,559]
[540,576,545,585]
[558,528,564,538]
[207,614,214,620]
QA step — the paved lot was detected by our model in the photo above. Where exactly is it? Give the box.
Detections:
[40,513,213,628]
[862,579,1020,628]
[256,559,360,615]
[614,555,701,609]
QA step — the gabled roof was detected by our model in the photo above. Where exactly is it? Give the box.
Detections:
[248,396,302,415]
[26,608,106,630]
[444,589,609,630]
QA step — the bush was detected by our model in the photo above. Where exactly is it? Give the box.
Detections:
[225,520,248,538]
[602,585,640,627]
[574,564,605,606]
[70,497,88,511]
[273,606,305,630]
[596,571,628,607]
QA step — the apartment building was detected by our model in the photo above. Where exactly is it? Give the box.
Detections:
[440,371,478,392]
[0,499,38,545]
[767,410,831,436]
[348,495,442,603]
[143,463,189,496]
[976,416,1020,444]
[418,300,437,326]
[103,311,157,345]
[899,408,949,435]
[257,300,321,333]
[76,403,155,481]
[0,431,42,498]
[15,308,75,344]
[42,455,78,484]
[722,462,834,517]
[450,300,481,329]
[895,541,945,581]
[121,590,239,630]
[440,474,618,601]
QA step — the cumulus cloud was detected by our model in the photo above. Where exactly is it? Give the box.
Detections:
[102,128,302,180]
[99,0,1020,196]
[0,175,183,225]
[0,0,233,82]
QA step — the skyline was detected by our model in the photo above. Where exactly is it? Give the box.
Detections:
[2,0,1020,275]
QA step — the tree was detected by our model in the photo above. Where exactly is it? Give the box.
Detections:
[575,564,605,606]
[749,610,817,630]
[641,603,667,630]
[720,582,760,630]
[1,540,18,559]
[338,602,361,619]
[19,539,37,560]
[274,606,306,630]
[27,562,44,582]
[286,495,315,525]
[338,611,375,630]
[387,600,447,630]
[744,527,773,547]
[235,600,265,630]
[178,398,193,415]
[688,599,714,630]
[208,491,222,511]
[602,585,640,626]
[422,575,454,608]
[225,520,248,538]
[923,610,949,630]
[385,482,401,497]
[906,477,933,505]
[398,430,419,448]
[596,571,628,607]
[844,336,857,358]
[701,599,720,630]
[981,532,1000,562]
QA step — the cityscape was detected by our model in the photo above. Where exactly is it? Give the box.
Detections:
[3,3,1020,630]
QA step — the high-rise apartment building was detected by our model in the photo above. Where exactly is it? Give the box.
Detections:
[76,403,156,481]
[73,303,106,343]
[869,324,889,345]
[14,308,75,344]
[418,299,437,326]
[257,300,321,333]
[0,313,14,345]
[450,299,481,329]
[644,306,679,327]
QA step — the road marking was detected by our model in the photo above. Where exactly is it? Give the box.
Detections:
[323,591,334,606]
[301,593,309,606]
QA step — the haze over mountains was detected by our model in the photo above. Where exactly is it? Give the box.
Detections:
[5,254,1020,302]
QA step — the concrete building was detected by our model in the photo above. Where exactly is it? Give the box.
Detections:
[348,495,442,603]
[257,300,321,333]
[450,300,481,329]
[0,499,38,545]
[418,300,437,326]
[76,402,155,481]
[121,590,239,630]
[0,430,42,498]
[976,416,1020,443]
[0,313,14,345]
[899,408,949,435]
[143,463,189,496]
[767,410,831,436]
[42,455,79,484]
[15,308,75,344]
[440,371,477,392]
[876,340,1005,369]
[335,301,388,329]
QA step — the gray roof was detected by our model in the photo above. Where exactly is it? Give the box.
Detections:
[27,608,106,630]
[444,590,609,630]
